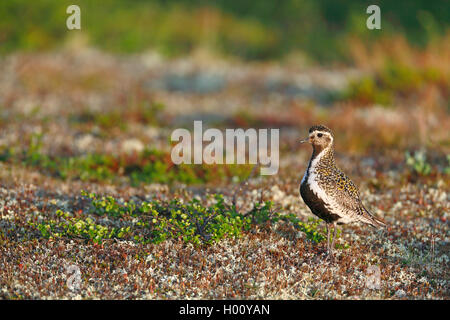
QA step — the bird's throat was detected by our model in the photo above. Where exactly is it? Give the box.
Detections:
[312,144,327,160]
[310,145,335,166]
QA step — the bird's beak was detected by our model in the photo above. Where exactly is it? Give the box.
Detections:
[299,137,310,144]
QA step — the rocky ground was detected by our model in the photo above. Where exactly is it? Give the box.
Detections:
[0,49,448,299]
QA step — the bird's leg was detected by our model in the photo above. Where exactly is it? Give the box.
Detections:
[330,223,338,254]
[326,223,331,254]
[326,223,337,262]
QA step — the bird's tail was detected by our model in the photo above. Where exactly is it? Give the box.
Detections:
[360,206,387,229]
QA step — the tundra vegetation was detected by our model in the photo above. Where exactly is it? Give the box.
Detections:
[0,0,448,299]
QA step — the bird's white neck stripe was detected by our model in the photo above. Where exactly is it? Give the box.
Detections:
[301,146,329,184]
[309,146,330,170]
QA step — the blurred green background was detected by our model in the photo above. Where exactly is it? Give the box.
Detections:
[1,0,449,62]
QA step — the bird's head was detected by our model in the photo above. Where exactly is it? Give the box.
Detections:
[300,125,334,152]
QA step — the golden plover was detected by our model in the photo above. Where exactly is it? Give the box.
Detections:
[299,125,386,260]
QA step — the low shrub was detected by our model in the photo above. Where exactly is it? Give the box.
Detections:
[30,191,328,246]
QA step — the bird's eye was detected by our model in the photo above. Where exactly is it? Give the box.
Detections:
[317,133,323,138]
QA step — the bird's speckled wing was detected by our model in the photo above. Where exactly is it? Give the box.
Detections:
[317,166,365,220]
[319,166,384,227]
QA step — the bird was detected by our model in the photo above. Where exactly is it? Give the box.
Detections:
[299,124,386,260]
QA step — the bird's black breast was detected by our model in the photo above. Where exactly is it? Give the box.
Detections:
[300,179,340,224]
